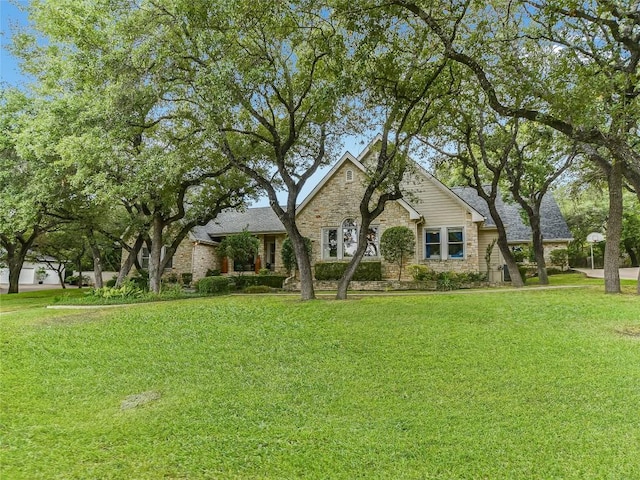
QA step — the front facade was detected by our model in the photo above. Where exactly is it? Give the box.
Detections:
[168,140,573,283]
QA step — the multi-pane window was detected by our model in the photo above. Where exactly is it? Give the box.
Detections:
[364,227,379,257]
[342,218,358,257]
[322,220,380,260]
[447,228,464,258]
[323,228,338,258]
[140,246,173,269]
[425,229,441,259]
[424,227,465,260]
[141,247,150,269]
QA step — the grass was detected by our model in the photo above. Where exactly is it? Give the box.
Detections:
[1,280,639,478]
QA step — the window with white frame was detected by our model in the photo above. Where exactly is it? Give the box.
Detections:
[139,246,173,269]
[424,227,465,260]
[425,229,441,259]
[447,228,464,259]
[323,228,338,259]
[364,226,379,257]
[322,220,380,260]
[342,218,358,257]
[346,169,354,182]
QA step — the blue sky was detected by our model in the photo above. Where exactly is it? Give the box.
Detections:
[1,0,30,87]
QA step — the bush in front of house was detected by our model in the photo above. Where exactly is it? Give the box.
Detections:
[206,269,221,277]
[233,275,287,289]
[196,276,233,295]
[410,264,437,282]
[244,285,271,294]
[314,262,382,281]
[181,273,193,285]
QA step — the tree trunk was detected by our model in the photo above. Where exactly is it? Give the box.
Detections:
[530,213,548,285]
[76,257,83,289]
[116,235,144,287]
[56,270,66,289]
[623,240,638,267]
[289,228,315,301]
[484,200,524,287]
[604,160,623,294]
[148,216,164,294]
[89,237,104,289]
[7,255,23,294]
[336,222,372,300]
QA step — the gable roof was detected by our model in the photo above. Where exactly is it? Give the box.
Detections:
[297,148,422,220]
[451,187,573,242]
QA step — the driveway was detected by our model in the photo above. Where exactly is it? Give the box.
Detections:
[573,268,639,280]
[0,283,70,294]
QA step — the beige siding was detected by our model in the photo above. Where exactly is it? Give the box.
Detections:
[478,229,502,282]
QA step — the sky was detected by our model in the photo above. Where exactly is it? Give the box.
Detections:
[0,0,29,87]
[0,0,369,207]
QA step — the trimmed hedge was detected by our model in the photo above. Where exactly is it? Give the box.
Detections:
[314,262,382,281]
[197,276,233,295]
[233,275,287,289]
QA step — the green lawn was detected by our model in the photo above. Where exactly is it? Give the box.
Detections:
[1,283,639,479]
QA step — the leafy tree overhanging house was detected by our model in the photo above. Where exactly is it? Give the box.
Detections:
[147,139,572,285]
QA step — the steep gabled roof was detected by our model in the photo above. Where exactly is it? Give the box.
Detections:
[451,187,573,242]
[297,149,422,220]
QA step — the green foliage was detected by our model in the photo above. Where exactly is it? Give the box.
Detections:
[549,249,569,270]
[258,268,271,276]
[219,231,259,263]
[233,276,287,290]
[105,277,117,288]
[436,271,460,291]
[244,285,271,294]
[162,272,180,284]
[380,226,416,280]
[181,273,193,285]
[88,281,144,299]
[206,269,221,277]
[196,276,233,295]
[410,264,437,282]
[281,236,313,275]
[315,262,382,281]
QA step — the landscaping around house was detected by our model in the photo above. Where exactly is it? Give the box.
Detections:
[1,280,639,479]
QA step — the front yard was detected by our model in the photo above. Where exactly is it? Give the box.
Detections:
[1,282,639,478]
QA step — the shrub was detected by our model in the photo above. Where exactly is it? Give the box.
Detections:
[258,268,271,276]
[181,273,193,285]
[206,269,221,277]
[129,270,148,291]
[549,249,569,270]
[197,276,232,295]
[380,226,415,281]
[163,272,180,284]
[89,281,144,299]
[159,283,184,298]
[281,236,313,275]
[233,275,287,289]
[436,271,460,291]
[314,262,382,281]
[105,277,117,288]
[410,264,437,282]
[244,285,271,294]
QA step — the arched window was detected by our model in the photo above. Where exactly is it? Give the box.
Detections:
[342,218,358,257]
[346,169,354,182]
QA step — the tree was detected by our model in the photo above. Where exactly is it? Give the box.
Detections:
[15,0,255,294]
[219,231,260,275]
[389,0,639,293]
[380,226,415,280]
[331,1,454,299]
[0,90,72,293]
[281,236,313,277]
[147,1,351,300]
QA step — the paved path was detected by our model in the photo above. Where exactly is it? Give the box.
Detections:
[573,268,639,280]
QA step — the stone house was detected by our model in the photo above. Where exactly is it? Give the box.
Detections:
[165,140,572,283]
